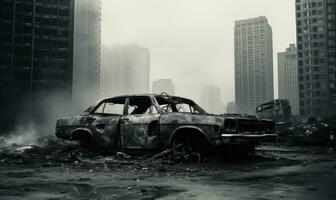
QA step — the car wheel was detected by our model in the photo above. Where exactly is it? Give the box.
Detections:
[170,138,203,162]
[170,139,190,158]
[78,134,94,149]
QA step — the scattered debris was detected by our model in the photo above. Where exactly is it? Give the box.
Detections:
[151,144,183,160]
[116,152,131,159]
[277,116,336,146]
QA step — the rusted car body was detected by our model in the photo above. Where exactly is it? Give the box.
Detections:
[55,94,276,154]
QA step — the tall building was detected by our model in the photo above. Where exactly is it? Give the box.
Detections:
[296,0,336,117]
[152,79,175,95]
[101,45,150,97]
[0,0,74,128]
[296,0,336,116]
[234,16,274,115]
[200,85,225,114]
[278,44,300,115]
[226,101,237,113]
[72,0,101,112]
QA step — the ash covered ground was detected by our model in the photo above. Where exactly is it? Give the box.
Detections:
[0,138,336,200]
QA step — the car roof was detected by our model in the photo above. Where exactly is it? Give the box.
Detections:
[100,94,193,102]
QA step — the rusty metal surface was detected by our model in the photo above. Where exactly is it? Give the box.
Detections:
[55,94,275,153]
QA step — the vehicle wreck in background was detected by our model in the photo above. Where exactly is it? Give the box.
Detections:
[256,99,292,123]
[55,94,276,156]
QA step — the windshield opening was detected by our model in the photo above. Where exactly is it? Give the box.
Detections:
[155,95,207,114]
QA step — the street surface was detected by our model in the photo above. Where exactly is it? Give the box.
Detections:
[0,142,336,200]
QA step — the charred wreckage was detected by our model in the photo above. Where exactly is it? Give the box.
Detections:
[55,94,276,158]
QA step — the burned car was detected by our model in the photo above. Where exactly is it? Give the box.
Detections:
[55,94,276,155]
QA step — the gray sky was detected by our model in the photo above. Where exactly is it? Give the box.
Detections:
[101,0,296,105]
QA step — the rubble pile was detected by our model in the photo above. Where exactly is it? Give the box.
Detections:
[0,138,202,169]
[277,116,336,146]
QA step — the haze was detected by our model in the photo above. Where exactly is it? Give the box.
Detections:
[101,0,296,105]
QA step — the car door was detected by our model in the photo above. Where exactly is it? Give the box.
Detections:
[120,96,160,150]
[88,97,126,149]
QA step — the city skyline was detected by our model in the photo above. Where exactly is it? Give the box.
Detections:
[1,0,333,119]
[101,0,296,105]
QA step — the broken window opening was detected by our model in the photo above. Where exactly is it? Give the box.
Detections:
[126,96,158,115]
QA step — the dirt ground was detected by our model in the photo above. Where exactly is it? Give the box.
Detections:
[0,141,336,200]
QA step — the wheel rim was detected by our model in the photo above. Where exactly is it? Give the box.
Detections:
[172,140,188,158]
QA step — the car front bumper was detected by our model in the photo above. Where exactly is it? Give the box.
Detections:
[220,133,277,144]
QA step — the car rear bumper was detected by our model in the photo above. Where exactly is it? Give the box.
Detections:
[220,133,277,144]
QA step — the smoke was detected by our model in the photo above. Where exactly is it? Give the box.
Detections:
[0,90,72,148]
[0,123,40,148]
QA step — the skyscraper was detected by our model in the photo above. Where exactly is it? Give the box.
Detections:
[72,0,101,112]
[0,0,74,128]
[278,44,299,115]
[200,85,225,114]
[296,0,336,117]
[101,45,150,97]
[234,16,274,114]
[152,79,175,95]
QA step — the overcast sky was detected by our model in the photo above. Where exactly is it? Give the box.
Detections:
[101,0,296,105]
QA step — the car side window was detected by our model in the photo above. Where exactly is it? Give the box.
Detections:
[93,98,125,115]
[104,103,124,115]
[127,97,158,115]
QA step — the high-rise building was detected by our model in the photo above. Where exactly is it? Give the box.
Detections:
[234,16,274,115]
[296,0,336,117]
[226,101,237,113]
[152,79,175,95]
[101,45,150,97]
[0,0,74,128]
[278,44,299,115]
[200,85,225,114]
[72,0,101,112]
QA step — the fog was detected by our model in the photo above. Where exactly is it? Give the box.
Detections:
[101,0,296,104]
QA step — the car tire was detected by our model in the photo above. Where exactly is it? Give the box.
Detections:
[170,137,205,162]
